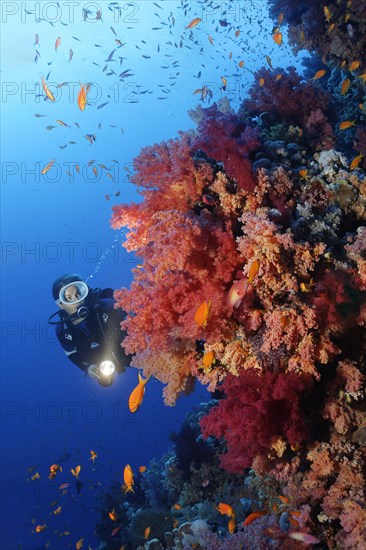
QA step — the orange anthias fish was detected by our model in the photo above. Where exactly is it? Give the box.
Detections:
[194,300,212,328]
[35,524,47,533]
[89,450,97,462]
[350,153,364,170]
[312,69,327,81]
[202,350,216,370]
[55,36,61,51]
[341,78,351,95]
[339,119,356,130]
[75,537,84,549]
[299,169,309,180]
[323,6,332,22]
[139,466,146,473]
[186,17,201,29]
[289,516,300,528]
[243,511,267,526]
[77,83,90,111]
[128,371,150,413]
[272,31,282,45]
[228,517,236,533]
[109,507,117,521]
[248,259,260,283]
[300,278,316,292]
[71,465,81,478]
[49,464,62,473]
[144,526,151,539]
[349,60,360,72]
[41,78,55,101]
[122,464,134,493]
[216,502,235,517]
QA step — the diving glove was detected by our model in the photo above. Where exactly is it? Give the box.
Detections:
[87,364,100,380]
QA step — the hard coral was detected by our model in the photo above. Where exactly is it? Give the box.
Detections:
[199,515,279,549]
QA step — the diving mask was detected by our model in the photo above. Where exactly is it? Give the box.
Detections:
[58,281,89,305]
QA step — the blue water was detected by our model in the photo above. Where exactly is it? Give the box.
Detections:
[1,2,307,548]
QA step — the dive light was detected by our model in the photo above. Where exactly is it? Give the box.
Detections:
[99,360,116,378]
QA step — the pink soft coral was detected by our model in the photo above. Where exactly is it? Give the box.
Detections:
[113,209,241,405]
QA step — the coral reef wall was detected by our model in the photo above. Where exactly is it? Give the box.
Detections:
[111,2,366,546]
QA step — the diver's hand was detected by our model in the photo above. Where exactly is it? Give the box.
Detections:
[87,364,100,380]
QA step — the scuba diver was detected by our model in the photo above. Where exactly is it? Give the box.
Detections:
[48,273,132,387]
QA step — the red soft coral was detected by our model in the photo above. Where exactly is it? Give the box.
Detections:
[111,132,213,248]
[193,103,259,191]
[245,67,330,137]
[200,370,313,473]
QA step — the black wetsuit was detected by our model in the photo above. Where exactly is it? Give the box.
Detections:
[55,289,131,374]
